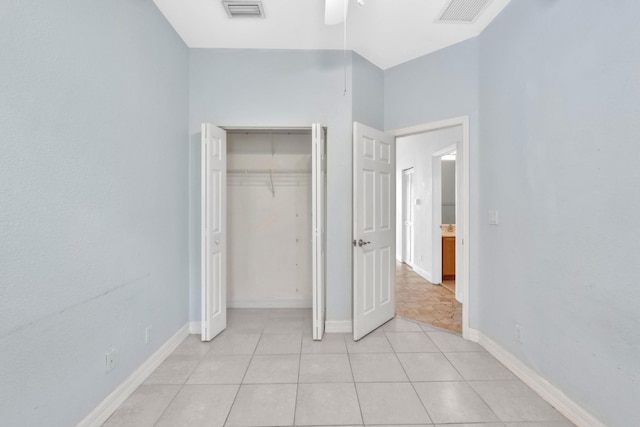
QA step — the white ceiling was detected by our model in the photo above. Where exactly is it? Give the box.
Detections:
[153,0,510,70]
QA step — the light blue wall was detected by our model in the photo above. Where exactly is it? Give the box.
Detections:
[478,1,640,425]
[384,38,480,326]
[384,38,479,132]
[0,1,189,426]
[189,49,354,322]
[352,52,384,129]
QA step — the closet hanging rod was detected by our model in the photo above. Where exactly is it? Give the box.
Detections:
[224,127,312,135]
[227,168,311,174]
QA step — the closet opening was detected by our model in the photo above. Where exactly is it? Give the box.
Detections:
[226,128,313,310]
[200,124,326,341]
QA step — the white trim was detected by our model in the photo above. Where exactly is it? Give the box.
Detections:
[390,116,471,340]
[467,327,481,342]
[76,324,189,427]
[389,116,468,137]
[431,143,457,286]
[476,331,607,427]
[227,299,312,309]
[401,167,415,267]
[189,322,201,334]
[324,320,353,333]
[412,265,433,283]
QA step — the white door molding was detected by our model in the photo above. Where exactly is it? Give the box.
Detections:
[390,116,471,340]
[431,144,457,286]
[401,168,414,266]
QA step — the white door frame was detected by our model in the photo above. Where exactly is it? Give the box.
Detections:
[201,123,326,339]
[389,116,471,340]
[430,144,457,286]
[401,168,414,266]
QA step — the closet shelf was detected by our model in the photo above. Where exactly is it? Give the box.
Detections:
[227,168,311,174]
[227,169,310,191]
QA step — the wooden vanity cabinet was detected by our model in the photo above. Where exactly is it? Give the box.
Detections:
[442,236,456,280]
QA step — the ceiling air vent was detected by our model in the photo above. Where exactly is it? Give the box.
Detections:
[222,1,265,18]
[437,0,491,23]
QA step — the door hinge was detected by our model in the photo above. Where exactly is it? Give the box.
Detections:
[352,239,357,247]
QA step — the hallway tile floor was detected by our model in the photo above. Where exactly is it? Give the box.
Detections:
[395,262,463,333]
[102,309,574,427]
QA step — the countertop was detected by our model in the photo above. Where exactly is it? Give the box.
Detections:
[441,224,456,238]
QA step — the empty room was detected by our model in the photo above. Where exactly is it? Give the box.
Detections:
[2,1,639,427]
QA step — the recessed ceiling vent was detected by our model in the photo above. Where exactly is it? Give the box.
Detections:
[222,1,265,18]
[437,0,491,23]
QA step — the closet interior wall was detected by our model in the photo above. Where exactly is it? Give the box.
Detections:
[226,130,312,308]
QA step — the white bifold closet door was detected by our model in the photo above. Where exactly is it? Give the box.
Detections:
[352,122,396,341]
[201,123,227,341]
[312,123,326,340]
[201,122,326,342]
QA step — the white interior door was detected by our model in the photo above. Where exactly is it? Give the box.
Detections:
[402,169,414,265]
[312,123,326,340]
[353,122,396,340]
[201,123,227,341]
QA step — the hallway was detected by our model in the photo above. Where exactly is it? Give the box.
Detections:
[395,262,462,333]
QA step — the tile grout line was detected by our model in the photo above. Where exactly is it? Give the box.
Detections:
[387,325,504,425]
[150,336,215,427]
[221,325,263,427]
[382,326,435,425]
[396,321,508,425]
[346,332,366,427]
[291,322,304,426]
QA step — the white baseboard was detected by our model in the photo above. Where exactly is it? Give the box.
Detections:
[412,265,432,283]
[324,320,352,333]
[76,324,190,427]
[189,321,200,335]
[227,299,312,309]
[466,327,480,342]
[476,331,606,427]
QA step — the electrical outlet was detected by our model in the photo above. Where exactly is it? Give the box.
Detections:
[515,324,524,343]
[489,210,499,225]
[145,325,152,345]
[105,349,116,373]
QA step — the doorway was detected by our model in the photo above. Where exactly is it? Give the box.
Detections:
[225,129,313,309]
[200,124,327,342]
[438,149,457,295]
[391,117,470,338]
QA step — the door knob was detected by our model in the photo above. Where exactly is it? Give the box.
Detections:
[358,239,371,247]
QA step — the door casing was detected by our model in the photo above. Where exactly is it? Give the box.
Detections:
[201,124,327,341]
[401,168,414,266]
[389,116,471,340]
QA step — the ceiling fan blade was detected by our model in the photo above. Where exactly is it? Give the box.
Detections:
[325,0,347,25]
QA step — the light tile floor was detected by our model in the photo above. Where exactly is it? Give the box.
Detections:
[103,309,574,427]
